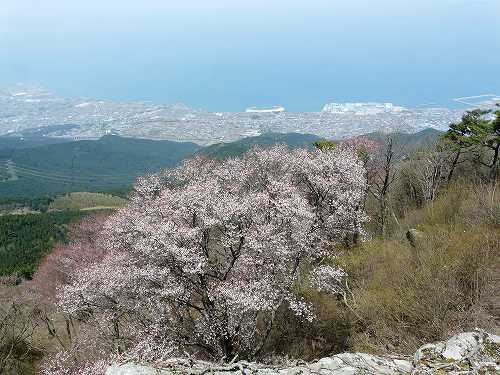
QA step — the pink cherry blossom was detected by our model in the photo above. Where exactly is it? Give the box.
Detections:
[56,145,367,366]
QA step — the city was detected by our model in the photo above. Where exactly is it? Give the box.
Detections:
[1,85,492,145]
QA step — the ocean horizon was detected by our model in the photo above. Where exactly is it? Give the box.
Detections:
[1,0,499,112]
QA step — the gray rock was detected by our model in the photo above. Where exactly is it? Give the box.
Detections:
[106,364,160,375]
[106,355,411,374]
[106,329,500,375]
[306,353,412,374]
[413,329,500,374]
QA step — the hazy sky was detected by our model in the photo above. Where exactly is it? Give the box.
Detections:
[1,0,499,111]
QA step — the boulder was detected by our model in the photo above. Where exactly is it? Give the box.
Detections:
[305,353,412,374]
[413,329,500,374]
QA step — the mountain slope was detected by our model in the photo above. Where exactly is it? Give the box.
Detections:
[199,132,324,159]
[0,133,326,198]
[0,136,73,156]
[0,135,200,198]
[10,135,200,173]
[0,130,442,199]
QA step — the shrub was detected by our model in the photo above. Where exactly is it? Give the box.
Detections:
[0,283,44,375]
[339,182,500,354]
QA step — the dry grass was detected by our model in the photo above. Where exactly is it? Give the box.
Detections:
[49,192,127,211]
[338,181,500,354]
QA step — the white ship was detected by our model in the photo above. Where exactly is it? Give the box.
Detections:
[246,106,285,114]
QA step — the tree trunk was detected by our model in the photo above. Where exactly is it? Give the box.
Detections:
[378,138,393,236]
[447,149,461,182]
[489,143,499,181]
[220,336,234,361]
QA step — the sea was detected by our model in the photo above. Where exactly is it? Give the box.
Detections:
[1,0,499,111]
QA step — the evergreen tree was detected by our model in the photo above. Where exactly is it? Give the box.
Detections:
[444,109,500,181]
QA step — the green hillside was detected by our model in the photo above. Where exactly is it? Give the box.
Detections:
[200,132,324,159]
[0,136,73,152]
[0,135,200,198]
[10,135,200,172]
[0,130,443,199]
[0,136,73,161]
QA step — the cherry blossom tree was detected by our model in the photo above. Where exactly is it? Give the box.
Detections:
[27,213,112,372]
[56,145,367,364]
[31,213,111,304]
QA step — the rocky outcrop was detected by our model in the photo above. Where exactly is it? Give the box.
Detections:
[106,355,412,375]
[412,330,499,374]
[106,329,500,375]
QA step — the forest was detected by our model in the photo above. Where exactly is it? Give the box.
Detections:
[0,211,87,278]
[0,135,200,198]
